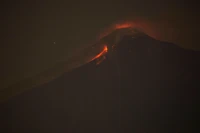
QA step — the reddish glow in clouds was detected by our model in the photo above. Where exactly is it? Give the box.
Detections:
[115,23,134,29]
[98,20,160,42]
[98,21,138,40]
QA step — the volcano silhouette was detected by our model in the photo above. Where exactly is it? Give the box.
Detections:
[1,33,199,133]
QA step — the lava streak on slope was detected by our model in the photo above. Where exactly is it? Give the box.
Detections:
[90,45,108,64]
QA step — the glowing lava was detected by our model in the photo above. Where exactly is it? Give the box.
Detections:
[90,45,108,62]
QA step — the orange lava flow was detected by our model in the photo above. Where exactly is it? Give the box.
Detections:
[90,45,108,62]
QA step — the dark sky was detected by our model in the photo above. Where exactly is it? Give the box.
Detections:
[1,0,199,94]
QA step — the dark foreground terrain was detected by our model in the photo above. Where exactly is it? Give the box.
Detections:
[1,35,199,133]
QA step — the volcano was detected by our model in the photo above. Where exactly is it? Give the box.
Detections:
[1,33,199,133]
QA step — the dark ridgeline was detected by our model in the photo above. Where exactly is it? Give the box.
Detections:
[1,35,199,133]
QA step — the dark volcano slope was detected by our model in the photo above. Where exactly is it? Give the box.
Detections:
[1,35,199,133]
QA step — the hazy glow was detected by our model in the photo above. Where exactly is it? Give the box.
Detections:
[98,20,160,42]
[115,23,134,29]
[98,22,137,40]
